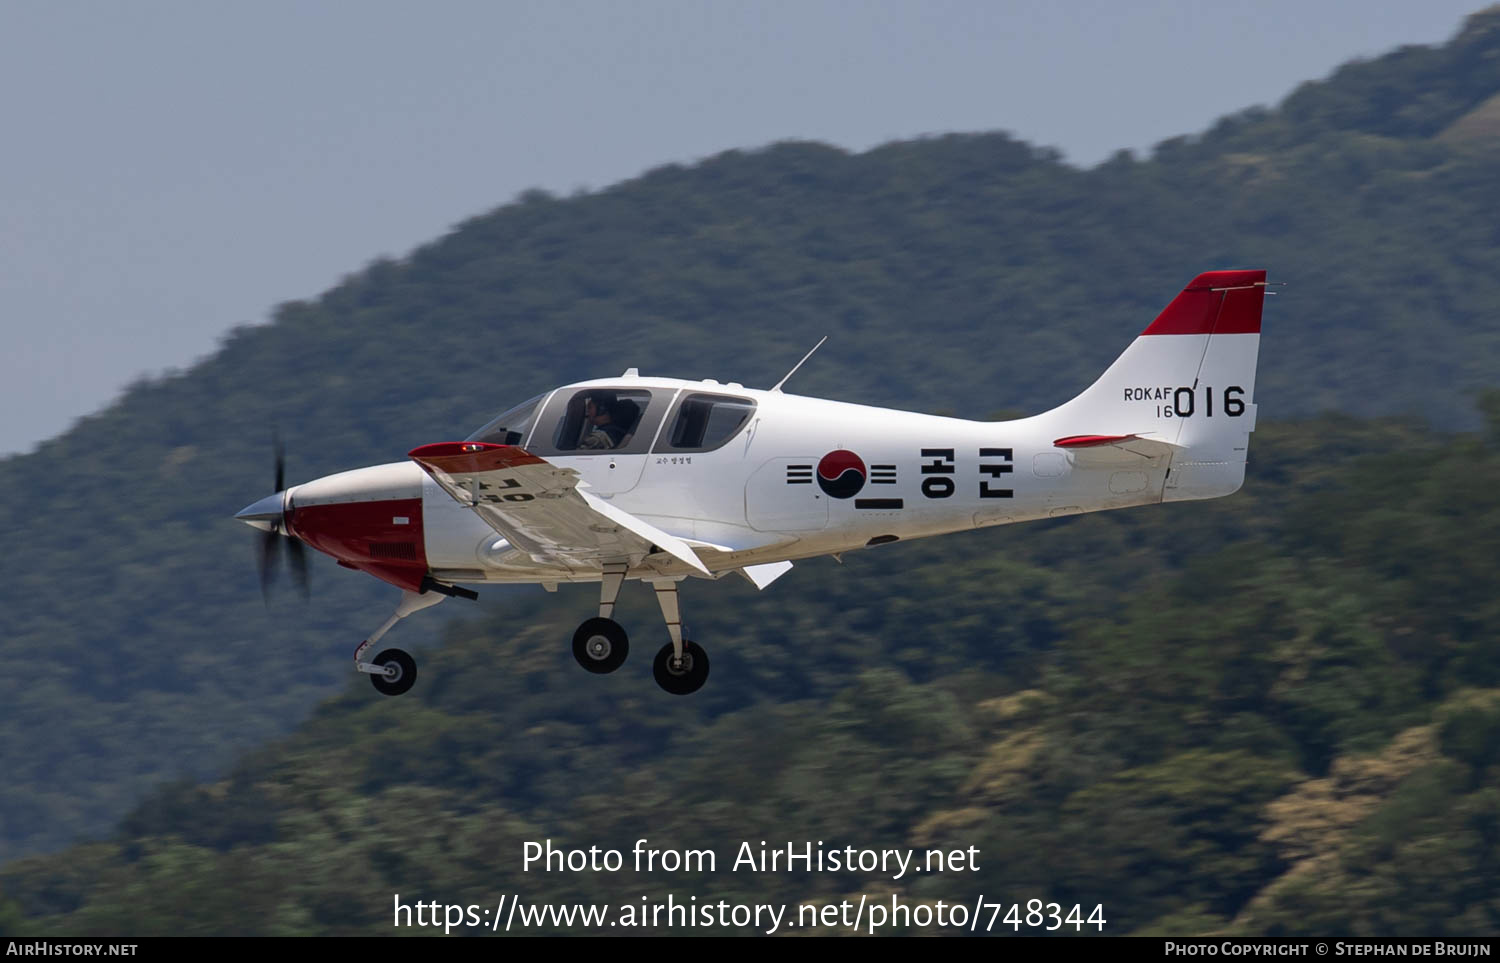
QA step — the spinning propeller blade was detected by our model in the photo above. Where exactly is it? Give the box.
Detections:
[287,535,309,600]
[248,430,309,602]
[258,526,280,603]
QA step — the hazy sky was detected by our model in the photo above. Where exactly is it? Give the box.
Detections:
[1,1,1485,455]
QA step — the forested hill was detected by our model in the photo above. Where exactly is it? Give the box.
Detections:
[6,408,1500,935]
[3,7,1500,868]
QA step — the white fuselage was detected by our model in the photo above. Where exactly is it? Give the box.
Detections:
[405,376,1179,585]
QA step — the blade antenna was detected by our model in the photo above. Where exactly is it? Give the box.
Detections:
[769,336,828,394]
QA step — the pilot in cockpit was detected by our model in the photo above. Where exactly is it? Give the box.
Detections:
[579,394,628,450]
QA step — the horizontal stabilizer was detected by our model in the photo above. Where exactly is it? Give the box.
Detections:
[1050,432,1183,468]
[1055,434,1140,449]
[1054,433,1181,453]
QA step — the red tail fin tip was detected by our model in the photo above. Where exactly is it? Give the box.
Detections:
[1140,269,1267,336]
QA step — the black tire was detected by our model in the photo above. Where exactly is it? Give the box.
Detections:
[652,640,709,695]
[371,648,417,696]
[573,617,629,674]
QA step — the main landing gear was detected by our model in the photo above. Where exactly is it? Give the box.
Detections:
[653,639,709,696]
[572,618,629,674]
[648,580,709,696]
[572,564,630,674]
[568,568,710,695]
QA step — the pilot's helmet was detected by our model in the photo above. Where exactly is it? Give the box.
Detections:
[611,398,641,431]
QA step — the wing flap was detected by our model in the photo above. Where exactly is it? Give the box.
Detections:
[576,490,711,576]
[409,442,707,575]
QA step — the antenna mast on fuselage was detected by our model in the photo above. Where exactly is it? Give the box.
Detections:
[769,336,828,393]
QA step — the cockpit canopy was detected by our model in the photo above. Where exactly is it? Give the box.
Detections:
[466,387,756,455]
[465,393,546,447]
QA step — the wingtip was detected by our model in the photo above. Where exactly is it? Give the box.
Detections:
[408,442,544,473]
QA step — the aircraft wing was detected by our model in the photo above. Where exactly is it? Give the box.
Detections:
[408,442,710,576]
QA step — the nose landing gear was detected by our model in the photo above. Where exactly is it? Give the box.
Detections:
[354,588,447,697]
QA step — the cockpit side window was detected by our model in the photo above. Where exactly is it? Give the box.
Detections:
[533,388,659,455]
[464,393,548,447]
[659,393,756,453]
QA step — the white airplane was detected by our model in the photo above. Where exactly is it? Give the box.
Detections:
[237,269,1269,696]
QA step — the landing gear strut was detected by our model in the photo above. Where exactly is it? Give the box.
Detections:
[570,572,710,693]
[355,589,445,697]
[572,563,630,673]
[650,580,709,695]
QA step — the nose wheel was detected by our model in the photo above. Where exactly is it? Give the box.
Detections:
[366,648,417,696]
[353,588,448,697]
[653,640,709,695]
[572,617,629,673]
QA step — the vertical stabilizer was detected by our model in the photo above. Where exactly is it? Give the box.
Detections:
[1039,270,1267,501]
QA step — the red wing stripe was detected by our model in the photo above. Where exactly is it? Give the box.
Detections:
[408,442,546,474]
[1054,434,1137,449]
